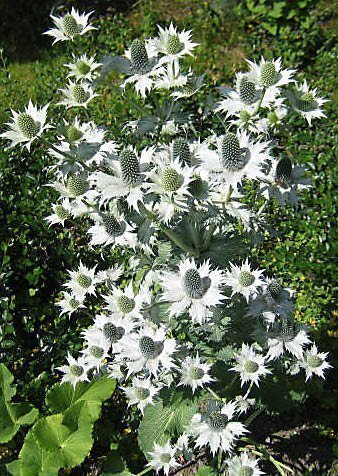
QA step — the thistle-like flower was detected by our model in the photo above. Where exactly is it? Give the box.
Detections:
[286,80,328,125]
[122,39,163,97]
[179,354,214,393]
[199,131,270,188]
[58,291,85,317]
[266,318,310,360]
[121,324,177,376]
[121,377,162,414]
[299,344,331,381]
[45,199,72,226]
[91,147,153,211]
[147,156,194,222]
[85,313,136,353]
[152,23,198,64]
[104,281,150,320]
[246,57,296,90]
[58,80,98,109]
[231,344,271,387]
[226,451,265,476]
[147,441,179,475]
[160,258,226,324]
[64,53,102,82]
[87,212,137,249]
[189,400,247,455]
[57,353,90,387]
[63,261,101,300]
[44,8,95,44]
[260,157,311,206]
[81,332,111,370]
[1,101,50,151]
[224,259,265,303]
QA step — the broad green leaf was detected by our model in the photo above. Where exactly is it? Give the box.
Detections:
[33,414,71,452]
[46,377,116,422]
[138,390,198,455]
[0,364,16,400]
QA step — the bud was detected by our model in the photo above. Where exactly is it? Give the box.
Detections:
[275,157,292,186]
[62,14,81,37]
[298,92,316,112]
[70,364,84,377]
[117,295,136,314]
[239,77,257,104]
[72,84,89,104]
[306,355,323,368]
[17,113,40,139]
[119,149,140,185]
[208,411,228,430]
[189,367,205,379]
[55,205,71,220]
[103,322,125,343]
[67,174,88,197]
[172,138,191,164]
[135,387,150,400]
[130,39,149,72]
[89,345,104,358]
[260,62,277,87]
[162,167,184,192]
[104,215,126,237]
[239,271,255,287]
[221,133,247,171]
[76,273,92,288]
[66,125,84,143]
[76,60,91,75]
[183,269,211,299]
[167,34,183,55]
[244,360,259,373]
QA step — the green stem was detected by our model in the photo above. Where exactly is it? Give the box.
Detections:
[217,447,223,470]
[206,386,223,401]
[40,137,74,159]
[240,437,294,475]
[136,466,153,476]
[254,87,266,114]
[225,185,233,204]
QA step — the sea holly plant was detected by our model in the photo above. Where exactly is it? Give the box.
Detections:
[1,8,332,476]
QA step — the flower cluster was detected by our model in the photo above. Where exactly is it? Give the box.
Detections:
[1,9,331,475]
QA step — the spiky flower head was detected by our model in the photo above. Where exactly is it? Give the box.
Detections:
[58,80,98,109]
[65,53,102,81]
[1,101,50,151]
[44,8,95,44]
[57,353,90,387]
[179,354,214,393]
[148,441,179,475]
[286,80,328,125]
[299,344,332,381]
[226,451,265,476]
[224,259,265,302]
[231,344,271,387]
[121,377,162,414]
[153,23,198,64]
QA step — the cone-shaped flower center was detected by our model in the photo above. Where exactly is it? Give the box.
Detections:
[183,268,211,299]
[104,215,126,237]
[17,113,40,139]
[77,273,92,288]
[70,364,84,377]
[239,467,254,476]
[189,366,205,380]
[160,453,172,464]
[69,298,80,309]
[239,77,257,104]
[66,125,84,142]
[120,149,140,185]
[162,167,184,192]
[76,60,91,75]
[89,345,104,359]
[117,295,136,314]
[268,111,278,125]
[167,34,183,54]
[260,61,277,87]
[306,355,323,368]
[67,174,88,197]
[267,279,282,299]
[221,133,248,171]
[208,411,228,430]
[72,84,89,104]
[62,14,82,37]
[139,336,163,359]
[55,205,71,220]
[135,386,150,400]
[244,360,259,373]
[239,271,255,287]
[172,138,191,164]
[103,322,125,343]
[298,92,316,112]
[130,39,149,72]
[239,110,252,123]
[275,157,292,186]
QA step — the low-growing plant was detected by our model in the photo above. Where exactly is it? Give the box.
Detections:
[1,8,333,475]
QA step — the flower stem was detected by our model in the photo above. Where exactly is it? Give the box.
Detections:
[40,137,74,159]
[136,466,153,476]
[254,87,266,114]
[206,386,223,401]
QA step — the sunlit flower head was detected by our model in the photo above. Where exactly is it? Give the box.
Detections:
[44,8,95,44]
[153,23,198,64]
[64,53,102,82]
[224,259,265,302]
[58,80,98,109]
[286,80,328,125]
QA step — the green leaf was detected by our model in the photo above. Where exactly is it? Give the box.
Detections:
[138,389,198,456]
[0,364,16,400]
[46,377,116,422]
[101,450,135,475]
[196,467,217,476]
[33,414,71,452]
